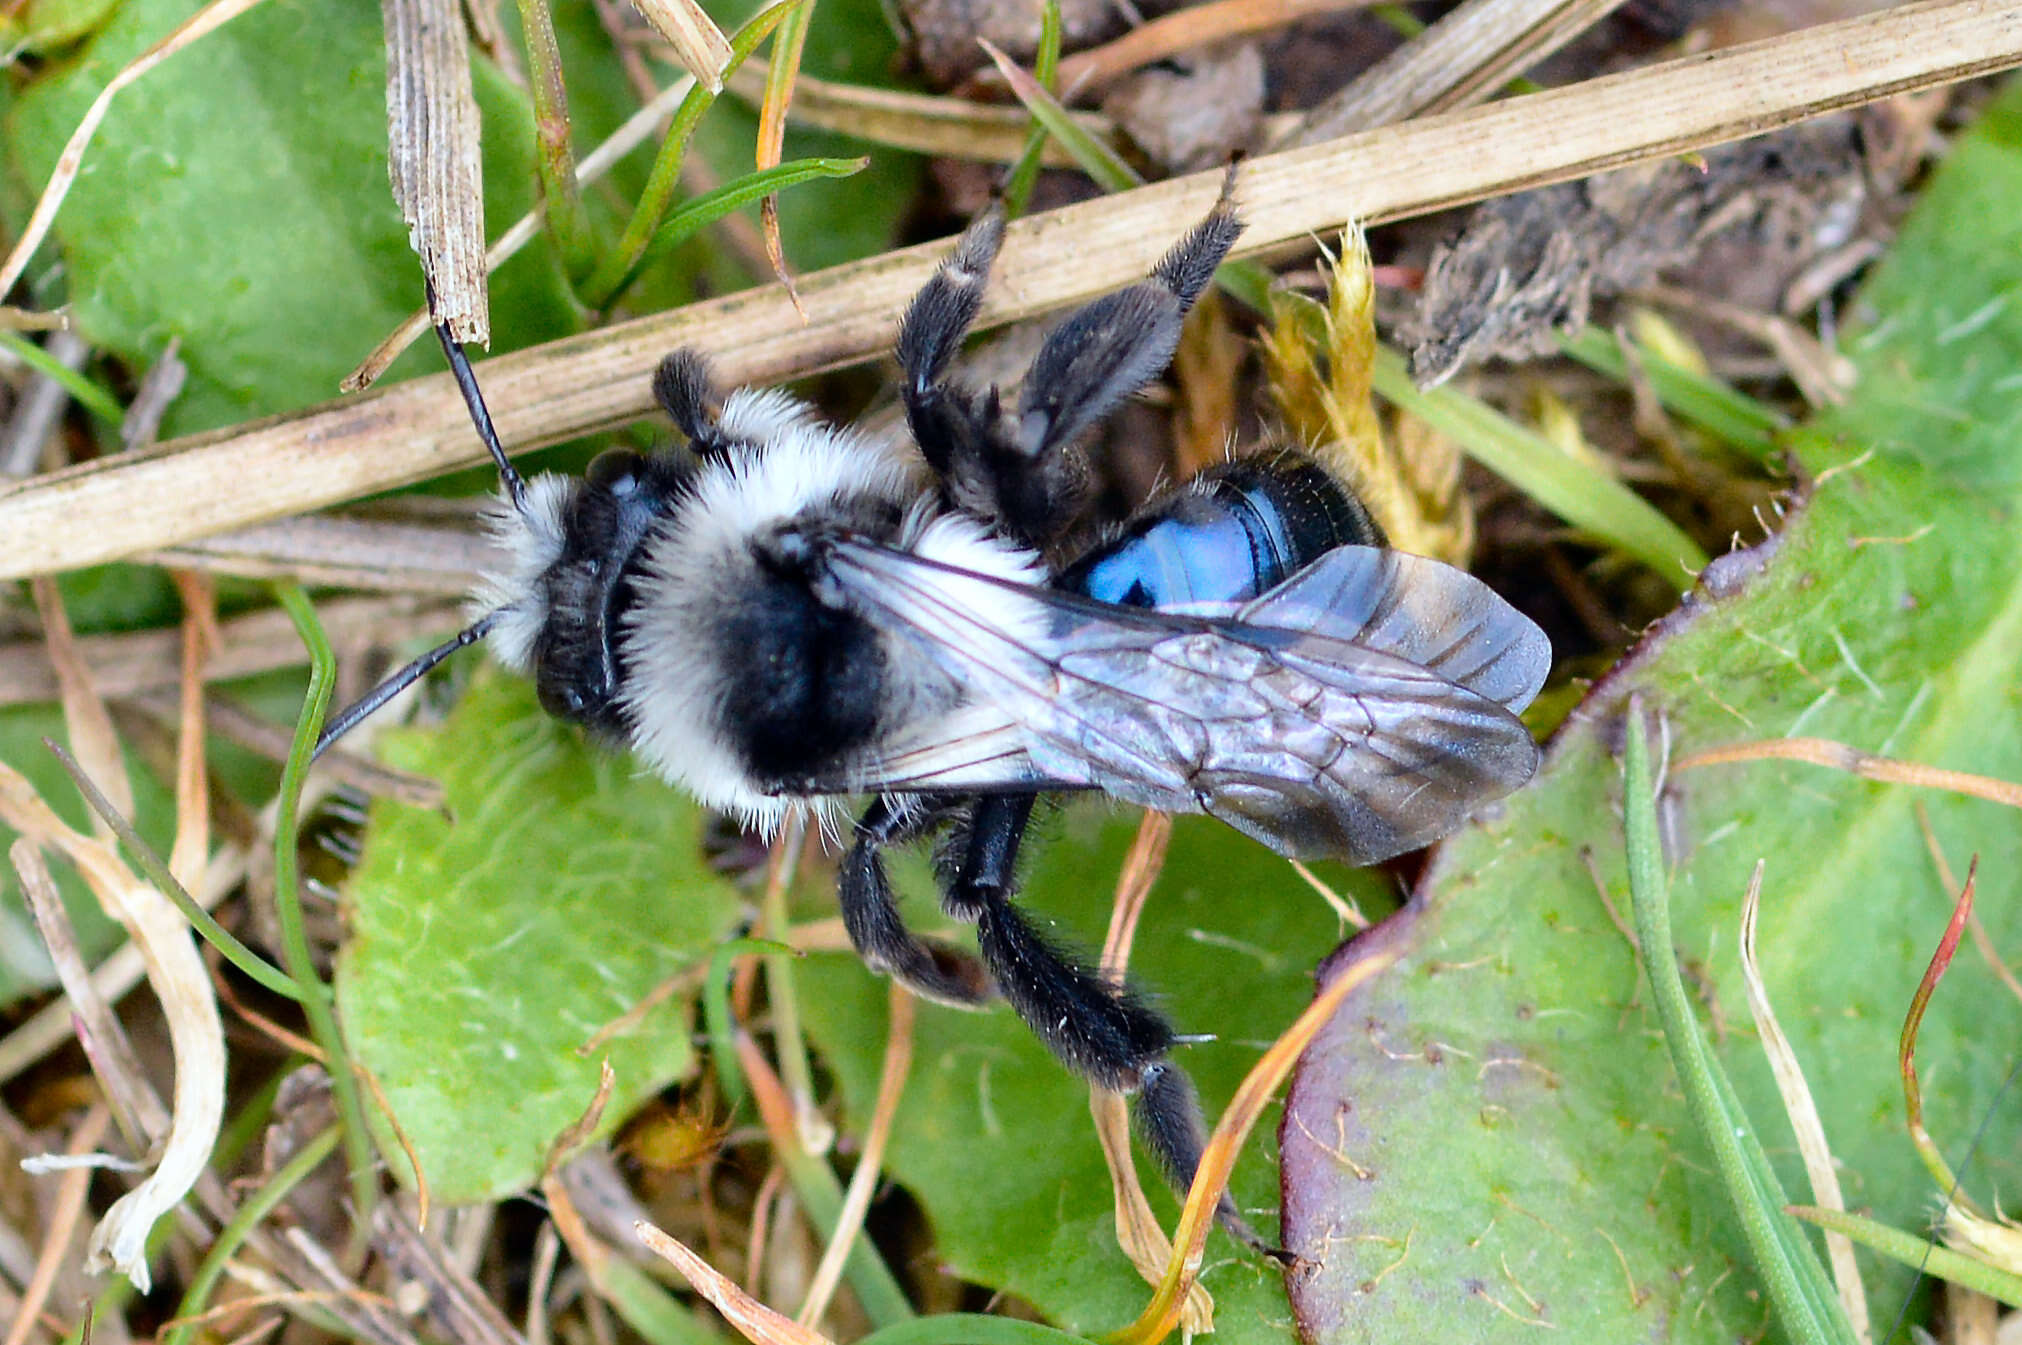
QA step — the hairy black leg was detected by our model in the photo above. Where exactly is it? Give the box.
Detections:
[938,792,1033,921]
[944,795,1169,1087]
[895,206,1007,478]
[1013,171,1243,462]
[947,795,1270,1248]
[890,173,1247,546]
[652,349,749,458]
[1137,1061,1282,1258]
[840,796,994,1007]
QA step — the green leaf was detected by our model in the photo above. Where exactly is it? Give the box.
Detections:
[334,671,744,1204]
[11,0,122,55]
[4,0,579,437]
[1277,78,2022,1343]
[800,809,1392,1342]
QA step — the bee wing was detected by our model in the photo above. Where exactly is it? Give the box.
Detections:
[823,539,1548,864]
[1231,546,1552,713]
[833,703,1070,793]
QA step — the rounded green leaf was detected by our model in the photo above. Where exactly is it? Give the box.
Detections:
[4,0,577,436]
[1280,78,2022,1344]
[335,672,744,1204]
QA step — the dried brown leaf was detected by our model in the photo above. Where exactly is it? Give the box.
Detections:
[631,0,732,90]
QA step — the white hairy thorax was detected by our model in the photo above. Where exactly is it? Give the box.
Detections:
[473,385,1049,833]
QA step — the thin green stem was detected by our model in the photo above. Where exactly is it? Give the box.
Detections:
[1789,1205,2022,1308]
[162,1128,341,1345]
[0,329,123,424]
[517,0,596,282]
[760,814,817,1127]
[45,741,304,1002]
[581,1,798,309]
[1370,5,1423,37]
[591,1254,733,1345]
[762,1064,915,1327]
[1621,699,1850,1345]
[1000,0,1063,219]
[703,937,793,1118]
[271,582,379,1254]
[982,36,1136,194]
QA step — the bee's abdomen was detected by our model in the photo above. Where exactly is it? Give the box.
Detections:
[1058,453,1382,608]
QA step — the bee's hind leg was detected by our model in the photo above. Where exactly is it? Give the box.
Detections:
[652,350,744,457]
[946,793,1278,1255]
[840,796,995,1007]
[895,173,1246,547]
[1008,170,1243,477]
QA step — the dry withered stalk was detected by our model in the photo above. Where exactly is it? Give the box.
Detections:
[1088,812,1214,1332]
[793,982,913,1329]
[1676,737,2022,809]
[2,0,2016,579]
[1736,861,1871,1343]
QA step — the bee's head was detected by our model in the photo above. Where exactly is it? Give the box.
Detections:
[314,326,707,761]
[480,447,697,733]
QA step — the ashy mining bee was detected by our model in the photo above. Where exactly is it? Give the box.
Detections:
[322,175,1549,1246]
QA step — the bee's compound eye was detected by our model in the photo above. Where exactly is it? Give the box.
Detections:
[586,448,646,495]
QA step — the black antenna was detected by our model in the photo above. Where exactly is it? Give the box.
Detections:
[424,275,529,514]
[313,609,503,760]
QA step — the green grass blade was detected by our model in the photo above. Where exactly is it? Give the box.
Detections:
[515,0,595,282]
[1622,699,1854,1345]
[1790,1205,2022,1308]
[1559,326,1788,457]
[761,1060,915,1327]
[581,0,800,308]
[0,330,124,424]
[1000,0,1063,219]
[979,37,1137,193]
[271,582,378,1250]
[627,158,868,289]
[597,1255,735,1345]
[162,1127,341,1345]
[702,936,794,1118]
[1373,345,1708,585]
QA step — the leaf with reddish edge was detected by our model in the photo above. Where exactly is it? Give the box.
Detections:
[1279,80,2022,1344]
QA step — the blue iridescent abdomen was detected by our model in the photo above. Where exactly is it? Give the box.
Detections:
[1058,453,1382,608]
